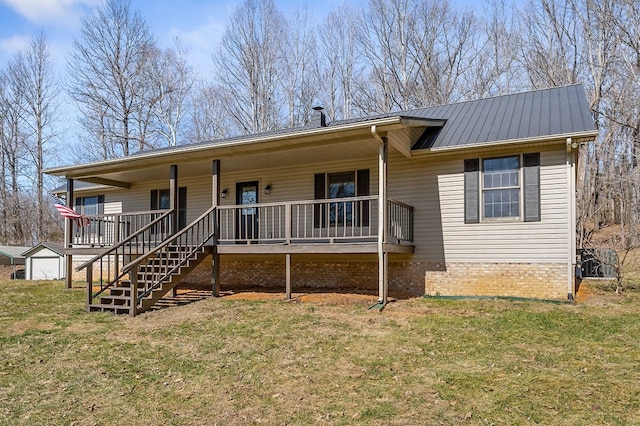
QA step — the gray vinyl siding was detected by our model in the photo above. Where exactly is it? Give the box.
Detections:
[387,147,568,264]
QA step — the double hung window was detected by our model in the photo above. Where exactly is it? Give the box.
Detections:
[464,153,540,223]
[483,156,520,219]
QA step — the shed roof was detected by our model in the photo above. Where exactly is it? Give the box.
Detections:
[0,246,32,265]
[22,242,65,258]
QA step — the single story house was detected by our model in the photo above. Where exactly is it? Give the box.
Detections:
[46,84,597,315]
[22,242,65,280]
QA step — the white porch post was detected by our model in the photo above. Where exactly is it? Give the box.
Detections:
[378,136,389,304]
[567,139,577,300]
[169,164,178,234]
[169,165,178,297]
[285,253,292,299]
[212,160,221,297]
[65,179,74,290]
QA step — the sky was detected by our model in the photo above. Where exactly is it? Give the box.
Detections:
[0,0,352,77]
[0,0,495,76]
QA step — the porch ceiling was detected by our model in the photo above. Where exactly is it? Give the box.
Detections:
[47,117,435,186]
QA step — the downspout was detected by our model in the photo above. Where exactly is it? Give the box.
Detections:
[567,138,578,300]
[371,126,388,307]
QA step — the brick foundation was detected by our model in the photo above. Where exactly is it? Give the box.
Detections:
[180,255,427,296]
[71,255,570,300]
[424,262,569,300]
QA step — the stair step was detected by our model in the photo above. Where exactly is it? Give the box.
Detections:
[89,245,209,315]
[110,288,145,297]
[89,303,132,315]
[99,296,130,306]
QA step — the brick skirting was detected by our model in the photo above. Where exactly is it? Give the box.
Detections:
[180,255,427,297]
[72,255,571,300]
[424,262,569,300]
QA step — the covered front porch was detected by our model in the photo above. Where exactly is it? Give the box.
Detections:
[48,116,439,313]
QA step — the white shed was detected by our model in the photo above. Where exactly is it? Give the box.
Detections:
[23,243,65,280]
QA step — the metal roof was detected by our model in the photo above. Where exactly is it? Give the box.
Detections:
[0,246,32,265]
[405,84,595,150]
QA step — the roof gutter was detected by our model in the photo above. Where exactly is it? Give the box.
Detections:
[411,130,599,157]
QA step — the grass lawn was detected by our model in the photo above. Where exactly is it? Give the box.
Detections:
[1,280,639,425]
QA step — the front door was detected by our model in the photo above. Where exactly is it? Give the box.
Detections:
[236,181,259,241]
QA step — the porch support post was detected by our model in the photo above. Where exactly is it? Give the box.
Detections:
[378,136,389,304]
[65,179,74,290]
[212,160,221,297]
[169,165,178,297]
[567,138,577,300]
[169,164,178,234]
[285,253,292,299]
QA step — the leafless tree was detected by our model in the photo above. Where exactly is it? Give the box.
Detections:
[516,0,582,88]
[280,4,319,127]
[355,0,423,113]
[0,67,28,244]
[212,0,287,134]
[6,31,59,241]
[188,82,232,142]
[148,40,194,146]
[317,5,361,120]
[464,0,524,98]
[68,0,156,157]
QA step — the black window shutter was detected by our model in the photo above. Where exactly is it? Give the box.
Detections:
[314,173,326,228]
[97,195,105,215]
[178,187,187,229]
[464,159,480,224]
[523,153,541,222]
[357,169,370,226]
[74,197,81,212]
[97,195,105,235]
[150,189,158,210]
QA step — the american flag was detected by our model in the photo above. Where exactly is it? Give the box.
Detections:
[50,194,90,227]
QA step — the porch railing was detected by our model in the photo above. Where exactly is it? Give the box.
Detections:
[388,198,414,243]
[76,209,174,303]
[217,196,413,244]
[72,210,172,247]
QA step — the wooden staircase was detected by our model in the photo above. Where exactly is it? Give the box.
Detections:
[88,246,211,315]
[81,206,217,316]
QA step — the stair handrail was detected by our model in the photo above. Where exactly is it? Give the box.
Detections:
[122,205,216,273]
[128,205,217,303]
[76,209,174,272]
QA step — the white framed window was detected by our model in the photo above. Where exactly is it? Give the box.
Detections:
[482,156,521,219]
[464,153,540,224]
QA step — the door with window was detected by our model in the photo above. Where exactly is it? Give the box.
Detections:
[236,181,259,240]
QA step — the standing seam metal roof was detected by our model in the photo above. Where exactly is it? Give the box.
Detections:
[402,84,595,150]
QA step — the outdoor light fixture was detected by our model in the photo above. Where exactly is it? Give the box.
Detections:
[221,189,228,198]
[264,184,272,195]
